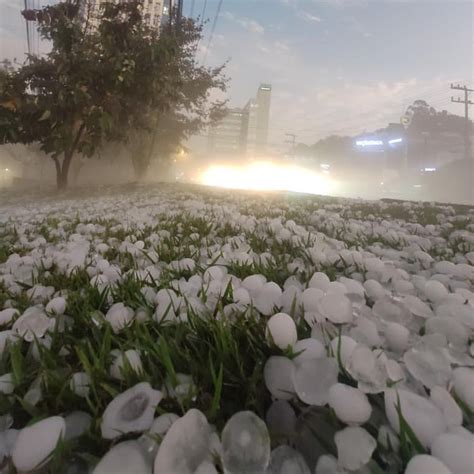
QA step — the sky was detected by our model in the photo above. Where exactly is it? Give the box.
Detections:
[1,0,473,150]
[195,0,473,148]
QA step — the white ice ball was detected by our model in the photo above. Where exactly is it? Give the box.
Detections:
[45,297,67,315]
[11,416,66,472]
[328,383,372,425]
[405,455,452,474]
[266,313,297,350]
[335,426,376,471]
[452,367,474,411]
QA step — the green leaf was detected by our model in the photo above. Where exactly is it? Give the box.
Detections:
[38,110,51,121]
[395,392,426,463]
[209,360,223,420]
[10,342,24,385]
[76,346,93,376]
[157,337,178,387]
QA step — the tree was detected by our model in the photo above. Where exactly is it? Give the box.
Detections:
[126,16,227,180]
[405,100,438,136]
[293,143,311,157]
[1,2,112,189]
[405,99,472,138]
[309,135,352,165]
[0,1,226,188]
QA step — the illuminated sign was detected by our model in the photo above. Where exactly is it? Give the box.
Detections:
[355,140,383,147]
[355,137,403,148]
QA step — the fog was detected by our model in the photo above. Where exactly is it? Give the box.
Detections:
[1,143,472,205]
[1,0,473,205]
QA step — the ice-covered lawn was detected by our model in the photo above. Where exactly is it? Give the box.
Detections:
[0,184,473,473]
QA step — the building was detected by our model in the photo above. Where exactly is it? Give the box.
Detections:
[255,83,272,152]
[243,99,258,155]
[207,108,248,156]
[244,84,272,154]
[161,0,183,25]
[208,83,272,157]
[82,0,171,31]
[353,121,470,172]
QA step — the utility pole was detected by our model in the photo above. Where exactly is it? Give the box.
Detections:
[451,84,474,160]
[285,133,297,159]
[451,84,474,202]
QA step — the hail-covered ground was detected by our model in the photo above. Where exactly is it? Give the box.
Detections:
[0,183,473,474]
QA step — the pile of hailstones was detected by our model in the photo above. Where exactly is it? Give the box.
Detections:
[1,268,474,473]
[0,191,473,473]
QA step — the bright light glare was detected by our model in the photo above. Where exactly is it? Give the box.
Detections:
[424,167,436,172]
[198,161,337,196]
[388,138,403,144]
[356,140,383,147]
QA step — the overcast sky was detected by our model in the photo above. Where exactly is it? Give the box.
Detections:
[196,0,473,148]
[1,0,473,149]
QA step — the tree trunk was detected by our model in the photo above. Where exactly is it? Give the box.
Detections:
[134,161,149,182]
[132,117,161,181]
[57,171,67,190]
[56,124,85,190]
[52,156,63,189]
[56,150,73,190]
[131,133,153,181]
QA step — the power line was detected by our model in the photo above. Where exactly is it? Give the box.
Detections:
[277,85,464,139]
[194,0,208,59]
[318,83,461,128]
[23,0,41,58]
[450,83,474,159]
[200,0,208,26]
[285,133,297,156]
[32,0,39,56]
[271,89,448,138]
[24,0,32,56]
[201,0,223,66]
[450,83,474,201]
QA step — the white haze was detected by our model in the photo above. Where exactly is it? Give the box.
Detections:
[2,144,471,205]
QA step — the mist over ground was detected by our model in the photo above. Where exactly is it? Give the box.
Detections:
[1,143,472,205]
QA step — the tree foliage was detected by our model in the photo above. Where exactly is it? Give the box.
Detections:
[405,99,471,136]
[0,1,227,188]
[126,16,228,180]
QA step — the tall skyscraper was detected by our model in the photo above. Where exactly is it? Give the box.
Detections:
[243,99,258,154]
[244,83,272,155]
[255,83,272,152]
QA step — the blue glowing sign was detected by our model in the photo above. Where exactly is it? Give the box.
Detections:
[355,140,384,147]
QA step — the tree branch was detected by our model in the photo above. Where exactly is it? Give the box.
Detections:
[71,122,86,156]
